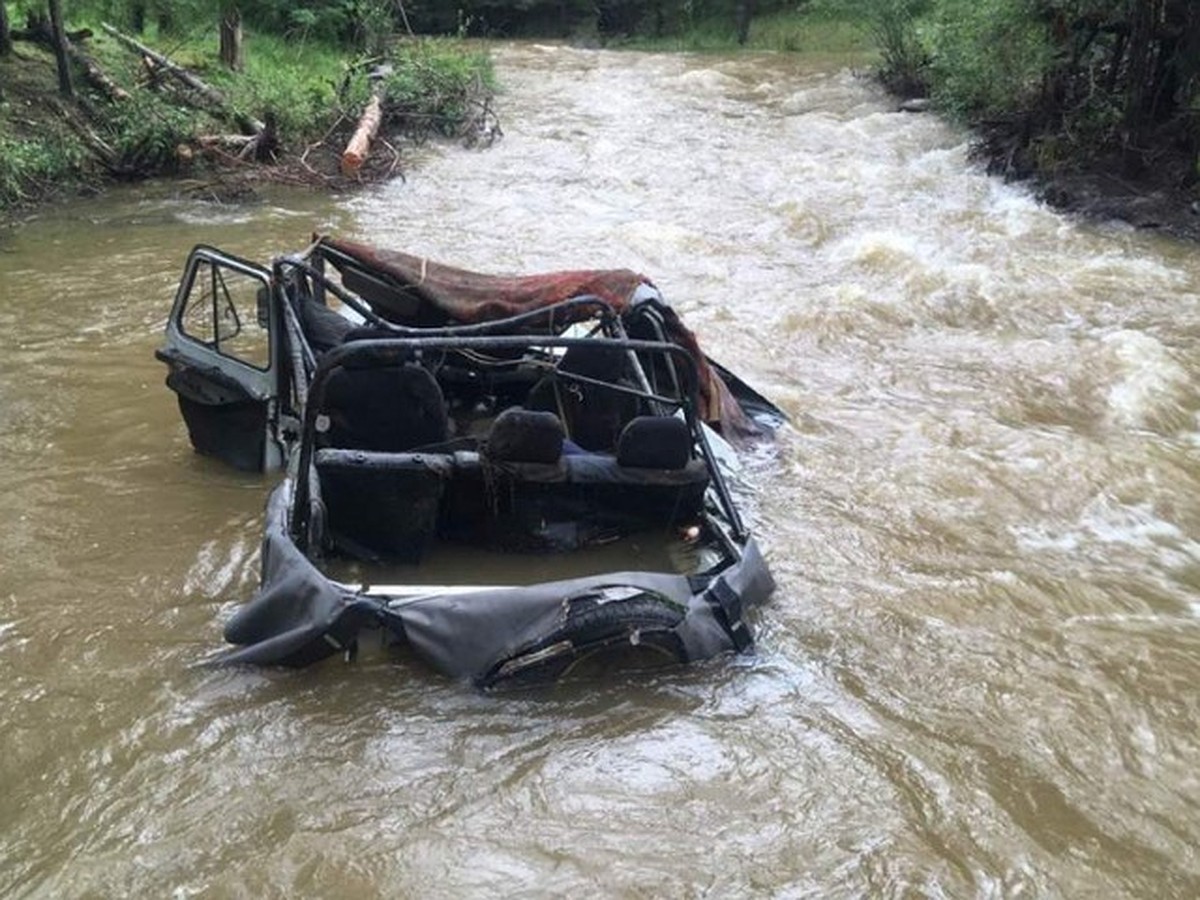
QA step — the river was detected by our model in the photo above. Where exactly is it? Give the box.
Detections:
[2,44,1199,898]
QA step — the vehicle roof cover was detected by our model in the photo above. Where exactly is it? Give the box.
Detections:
[319,236,758,438]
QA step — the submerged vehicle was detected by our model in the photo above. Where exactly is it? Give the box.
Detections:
[157,235,784,687]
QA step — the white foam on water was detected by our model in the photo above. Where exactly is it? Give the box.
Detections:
[0,619,18,644]
[1101,330,1191,431]
[1015,495,1200,577]
[671,67,743,94]
[1076,251,1187,286]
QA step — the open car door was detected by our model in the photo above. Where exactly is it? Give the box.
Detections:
[156,246,284,472]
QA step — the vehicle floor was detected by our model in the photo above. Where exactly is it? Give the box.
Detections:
[319,528,712,589]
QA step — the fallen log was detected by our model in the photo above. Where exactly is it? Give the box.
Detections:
[341,93,383,177]
[12,16,92,43]
[73,46,130,102]
[195,114,278,164]
[100,22,264,135]
[196,134,258,151]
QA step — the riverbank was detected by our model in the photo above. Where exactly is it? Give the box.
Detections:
[4,10,1197,245]
[971,123,1200,242]
[865,0,1199,243]
[0,26,494,223]
[637,6,1197,242]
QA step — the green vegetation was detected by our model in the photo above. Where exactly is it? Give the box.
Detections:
[0,131,83,202]
[198,33,493,145]
[2,0,1195,217]
[853,0,1199,186]
[620,6,874,55]
[859,0,929,95]
[376,39,496,135]
[925,0,1052,117]
[0,2,494,213]
[208,33,347,142]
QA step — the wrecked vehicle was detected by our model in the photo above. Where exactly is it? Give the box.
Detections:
[156,235,784,687]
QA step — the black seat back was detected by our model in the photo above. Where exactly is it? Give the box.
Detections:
[322,362,448,452]
[316,450,451,563]
[299,299,355,353]
[526,344,639,452]
[617,416,692,470]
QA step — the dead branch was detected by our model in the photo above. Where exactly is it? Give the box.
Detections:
[195,134,257,150]
[100,22,264,135]
[379,136,404,179]
[48,98,119,171]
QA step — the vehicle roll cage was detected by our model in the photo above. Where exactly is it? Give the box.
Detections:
[289,334,748,550]
[270,251,693,415]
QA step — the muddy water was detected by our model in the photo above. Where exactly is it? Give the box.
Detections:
[3,44,1200,897]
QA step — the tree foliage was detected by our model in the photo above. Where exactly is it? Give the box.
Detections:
[859,0,1199,179]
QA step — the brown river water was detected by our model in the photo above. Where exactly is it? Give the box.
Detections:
[3,45,1200,898]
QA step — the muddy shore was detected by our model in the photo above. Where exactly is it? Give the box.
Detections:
[1035,170,1200,242]
[963,114,1200,242]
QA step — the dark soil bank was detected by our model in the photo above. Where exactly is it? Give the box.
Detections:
[1037,170,1200,241]
[971,120,1200,242]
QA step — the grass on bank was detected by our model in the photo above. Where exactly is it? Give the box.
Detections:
[0,46,85,205]
[0,26,494,212]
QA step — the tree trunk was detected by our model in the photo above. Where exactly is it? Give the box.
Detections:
[156,5,175,35]
[48,0,74,99]
[1177,0,1200,185]
[1121,0,1160,173]
[219,8,243,72]
[735,0,755,46]
[0,2,12,56]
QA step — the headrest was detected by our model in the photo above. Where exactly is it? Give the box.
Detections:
[486,408,564,464]
[616,416,692,470]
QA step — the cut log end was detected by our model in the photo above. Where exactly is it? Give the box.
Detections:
[340,94,383,177]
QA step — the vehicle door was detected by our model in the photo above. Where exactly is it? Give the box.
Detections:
[156,246,284,472]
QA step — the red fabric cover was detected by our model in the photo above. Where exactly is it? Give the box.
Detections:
[318,236,755,437]
[322,236,650,323]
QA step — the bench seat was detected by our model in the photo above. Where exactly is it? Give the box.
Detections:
[314,447,709,560]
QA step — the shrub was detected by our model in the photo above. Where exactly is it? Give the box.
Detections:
[107,92,196,172]
[378,39,495,137]
[926,0,1052,120]
[218,36,345,142]
[0,133,85,205]
[868,0,931,96]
